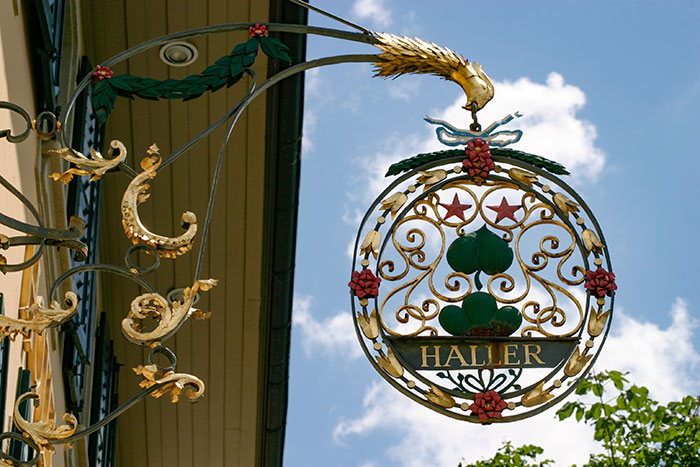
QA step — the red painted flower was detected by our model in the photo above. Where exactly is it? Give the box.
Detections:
[349,269,381,299]
[469,390,507,421]
[462,138,495,180]
[585,267,617,298]
[92,65,113,82]
[248,23,269,38]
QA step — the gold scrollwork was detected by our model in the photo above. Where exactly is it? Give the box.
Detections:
[121,279,218,346]
[133,364,205,403]
[121,145,197,258]
[49,140,127,184]
[13,392,77,450]
[0,292,78,340]
[376,179,588,339]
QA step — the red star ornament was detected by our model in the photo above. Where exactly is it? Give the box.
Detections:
[439,193,472,221]
[487,196,520,223]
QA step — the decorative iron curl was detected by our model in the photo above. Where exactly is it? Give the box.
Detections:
[0,173,87,273]
[0,101,32,143]
[0,432,40,467]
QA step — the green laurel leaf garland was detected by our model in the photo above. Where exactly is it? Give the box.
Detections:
[92,34,291,123]
[385,147,569,177]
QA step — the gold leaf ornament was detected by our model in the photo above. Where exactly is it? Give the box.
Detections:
[121,145,198,258]
[379,192,408,219]
[49,139,127,184]
[122,279,218,345]
[0,292,79,340]
[13,392,77,451]
[358,309,379,339]
[416,169,447,191]
[360,230,381,258]
[508,168,538,188]
[587,307,611,337]
[372,33,494,110]
[552,192,580,217]
[425,383,456,408]
[564,347,593,377]
[521,381,554,407]
[133,364,205,403]
[581,229,605,255]
[376,346,403,378]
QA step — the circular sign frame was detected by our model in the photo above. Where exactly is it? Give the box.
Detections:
[350,144,615,423]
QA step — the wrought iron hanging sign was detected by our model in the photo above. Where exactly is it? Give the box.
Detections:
[349,49,615,424]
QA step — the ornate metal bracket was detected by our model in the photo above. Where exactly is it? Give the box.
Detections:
[48,139,127,184]
[121,144,198,258]
[0,291,78,340]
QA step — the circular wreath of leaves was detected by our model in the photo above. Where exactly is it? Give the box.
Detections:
[91,34,291,123]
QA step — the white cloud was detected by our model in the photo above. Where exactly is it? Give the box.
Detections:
[302,108,318,153]
[387,80,421,102]
[423,72,606,181]
[293,295,363,359]
[351,0,393,28]
[345,72,606,234]
[334,298,700,466]
[598,298,700,402]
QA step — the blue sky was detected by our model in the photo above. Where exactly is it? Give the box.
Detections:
[284,1,700,465]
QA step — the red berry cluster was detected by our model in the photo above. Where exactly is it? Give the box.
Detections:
[348,269,381,299]
[469,390,507,421]
[248,23,269,38]
[462,138,495,180]
[92,65,113,82]
[584,267,617,298]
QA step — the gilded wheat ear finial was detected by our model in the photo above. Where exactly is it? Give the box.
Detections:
[371,33,494,111]
[287,0,494,111]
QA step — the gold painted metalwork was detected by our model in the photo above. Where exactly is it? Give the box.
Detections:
[378,180,586,338]
[0,292,78,340]
[587,306,610,337]
[379,192,408,219]
[375,346,403,378]
[508,167,538,188]
[121,144,197,258]
[416,169,447,192]
[372,33,494,110]
[520,382,554,407]
[122,279,218,346]
[581,229,605,255]
[49,140,127,184]
[564,347,593,377]
[360,230,381,259]
[13,392,77,450]
[133,364,205,403]
[425,383,456,408]
[357,309,379,339]
[552,192,579,217]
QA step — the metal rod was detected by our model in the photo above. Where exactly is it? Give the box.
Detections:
[49,263,157,302]
[47,383,166,445]
[58,23,378,156]
[287,0,372,34]
[192,53,378,280]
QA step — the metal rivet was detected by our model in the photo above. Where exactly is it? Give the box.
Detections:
[553,379,562,388]
[407,380,416,388]
[507,402,516,410]
[594,258,602,266]
[454,166,462,173]
[373,342,382,351]
[542,185,551,192]
[460,402,469,411]
[361,259,370,267]
[377,216,385,224]
[586,339,594,348]
[407,185,416,193]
